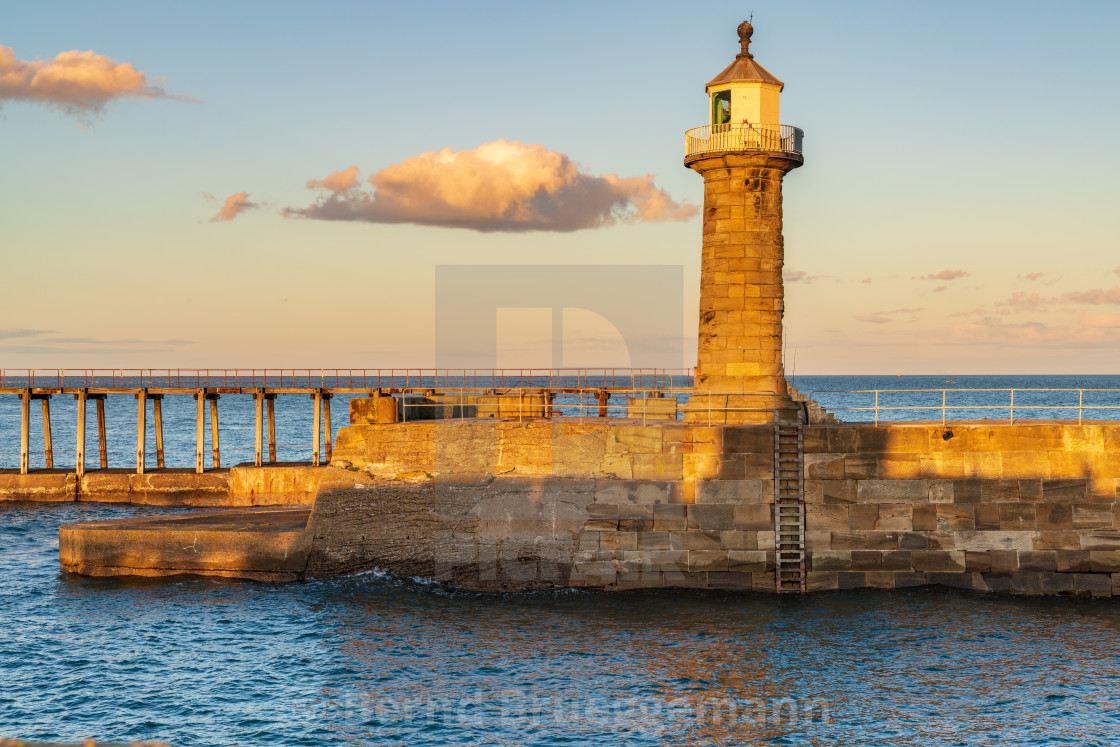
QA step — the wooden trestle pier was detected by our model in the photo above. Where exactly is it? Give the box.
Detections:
[3,387,343,476]
[1,369,695,476]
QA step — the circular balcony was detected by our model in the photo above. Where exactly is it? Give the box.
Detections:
[684,124,804,163]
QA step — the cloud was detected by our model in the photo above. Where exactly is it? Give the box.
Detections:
[210,191,258,222]
[1062,287,1120,305]
[861,278,872,284]
[1113,266,1120,278]
[920,270,969,281]
[784,270,825,283]
[1018,272,1045,281]
[931,285,947,293]
[0,45,187,117]
[996,292,1048,312]
[306,166,361,193]
[0,328,194,355]
[1080,312,1120,329]
[0,327,54,340]
[854,307,924,324]
[284,140,698,232]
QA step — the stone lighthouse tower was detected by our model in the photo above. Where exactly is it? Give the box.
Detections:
[684,20,804,424]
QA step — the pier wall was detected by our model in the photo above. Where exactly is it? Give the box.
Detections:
[318,420,1120,595]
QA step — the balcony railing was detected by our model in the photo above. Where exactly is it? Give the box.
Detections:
[685,123,804,159]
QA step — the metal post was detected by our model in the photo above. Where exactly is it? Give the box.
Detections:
[96,397,108,469]
[942,390,946,427]
[874,390,879,426]
[254,391,263,467]
[195,390,205,474]
[267,394,277,464]
[312,391,322,467]
[1079,389,1083,425]
[1009,389,1015,424]
[153,396,164,469]
[75,390,86,479]
[40,396,53,470]
[20,389,30,475]
[136,389,146,475]
[323,393,333,462]
[210,394,220,469]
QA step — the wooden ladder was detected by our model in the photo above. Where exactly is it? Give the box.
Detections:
[774,423,806,593]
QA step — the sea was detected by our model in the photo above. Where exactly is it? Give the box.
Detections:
[1,375,1119,745]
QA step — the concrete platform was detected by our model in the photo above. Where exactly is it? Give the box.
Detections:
[1,463,330,506]
[59,505,314,582]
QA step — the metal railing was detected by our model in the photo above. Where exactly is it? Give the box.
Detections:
[0,368,695,391]
[685,123,804,159]
[808,388,1120,425]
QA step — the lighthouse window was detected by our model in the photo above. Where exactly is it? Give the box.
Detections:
[712,91,731,126]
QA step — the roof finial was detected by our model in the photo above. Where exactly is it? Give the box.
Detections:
[737,18,754,60]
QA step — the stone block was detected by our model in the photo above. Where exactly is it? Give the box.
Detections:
[706,571,757,590]
[865,571,896,588]
[806,571,838,592]
[643,550,688,572]
[881,551,913,571]
[1035,503,1073,531]
[669,530,722,551]
[578,531,599,550]
[982,572,1015,592]
[689,550,729,572]
[1073,504,1113,529]
[1000,452,1052,480]
[982,481,1021,502]
[974,504,1001,531]
[893,572,927,588]
[637,531,671,550]
[844,455,878,480]
[848,504,879,530]
[822,479,858,504]
[583,518,618,531]
[720,530,758,551]
[935,505,974,531]
[805,454,845,480]
[926,531,956,550]
[911,551,966,572]
[687,504,736,531]
[964,551,992,573]
[811,550,850,571]
[733,504,771,531]
[951,479,983,504]
[807,504,848,532]
[1018,550,1057,572]
[1056,550,1092,572]
[695,479,764,503]
[857,480,928,504]
[954,531,1032,551]
[1042,479,1088,502]
[1081,531,1120,551]
[1074,573,1112,596]
[912,505,937,532]
[989,550,1019,572]
[1020,572,1075,594]
[831,531,898,551]
[836,572,867,590]
[805,531,831,550]
[1089,551,1120,572]
[587,503,619,520]
[662,570,709,589]
[594,479,682,505]
[653,504,687,531]
[999,504,1036,530]
[851,550,883,571]
[927,572,989,591]
[898,532,929,550]
[920,453,966,480]
[878,504,914,531]
[727,550,768,572]
[1032,531,1081,551]
[877,456,923,480]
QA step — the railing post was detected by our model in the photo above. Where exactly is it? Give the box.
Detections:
[75,390,86,480]
[312,390,322,467]
[195,390,205,474]
[254,390,263,467]
[209,394,221,469]
[1010,389,1015,424]
[874,390,879,426]
[942,390,946,426]
[1079,389,1083,425]
[136,389,146,475]
[20,389,30,475]
[41,395,53,470]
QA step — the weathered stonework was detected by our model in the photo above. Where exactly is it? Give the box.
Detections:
[685,152,802,422]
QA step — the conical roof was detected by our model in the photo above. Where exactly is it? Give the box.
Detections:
[707,20,784,91]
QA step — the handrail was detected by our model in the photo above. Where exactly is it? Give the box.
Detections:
[808,388,1120,426]
[0,368,695,390]
[685,123,804,159]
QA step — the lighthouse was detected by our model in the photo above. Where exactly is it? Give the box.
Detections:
[684,20,804,424]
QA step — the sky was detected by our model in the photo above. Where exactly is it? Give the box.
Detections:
[1,0,1118,374]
